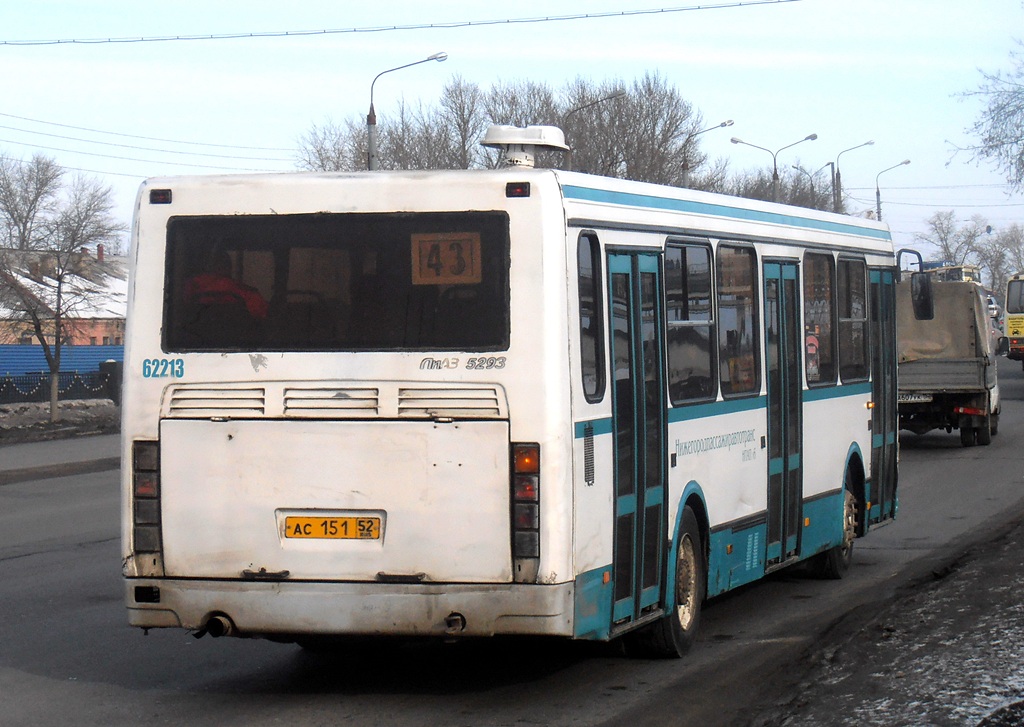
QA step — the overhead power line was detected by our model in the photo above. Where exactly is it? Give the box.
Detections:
[846,193,1024,210]
[0,122,291,162]
[0,152,147,179]
[0,111,291,152]
[847,183,1020,192]
[0,137,276,172]
[0,1,800,45]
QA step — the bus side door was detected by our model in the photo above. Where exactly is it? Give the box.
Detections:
[869,268,898,522]
[607,251,668,629]
[764,260,803,565]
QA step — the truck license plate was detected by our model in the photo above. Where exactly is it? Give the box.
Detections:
[897,393,933,403]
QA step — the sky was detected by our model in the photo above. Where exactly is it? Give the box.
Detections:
[0,0,1022,258]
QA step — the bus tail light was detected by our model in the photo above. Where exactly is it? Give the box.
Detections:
[132,440,162,554]
[511,443,540,559]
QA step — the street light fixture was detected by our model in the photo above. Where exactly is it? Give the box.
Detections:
[682,119,734,187]
[367,51,448,171]
[562,89,626,172]
[731,133,818,203]
[875,159,910,221]
[833,140,875,213]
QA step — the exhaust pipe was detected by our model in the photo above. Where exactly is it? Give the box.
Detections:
[444,612,466,636]
[205,614,235,638]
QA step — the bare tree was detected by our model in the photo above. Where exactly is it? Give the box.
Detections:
[784,163,835,210]
[297,78,489,172]
[998,223,1024,274]
[484,79,560,129]
[978,223,1024,299]
[963,42,1024,190]
[724,165,833,211]
[0,163,126,421]
[617,72,700,186]
[437,76,489,169]
[916,211,990,267]
[296,118,365,172]
[382,100,424,171]
[913,214,1024,295]
[688,157,732,194]
[728,168,774,203]
[292,71,835,209]
[559,78,628,175]
[0,154,64,250]
[975,230,1010,296]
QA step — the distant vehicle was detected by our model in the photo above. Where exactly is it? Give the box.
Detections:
[921,262,982,283]
[985,293,1000,321]
[121,125,899,657]
[1004,272,1024,368]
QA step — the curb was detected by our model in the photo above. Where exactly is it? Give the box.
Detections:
[0,457,121,486]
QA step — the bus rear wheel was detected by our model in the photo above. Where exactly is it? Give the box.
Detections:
[624,506,705,659]
[811,489,856,579]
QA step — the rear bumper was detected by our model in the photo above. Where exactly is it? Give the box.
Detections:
[126,578,575,638]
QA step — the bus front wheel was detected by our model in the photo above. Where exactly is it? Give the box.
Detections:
[624,506,705,659]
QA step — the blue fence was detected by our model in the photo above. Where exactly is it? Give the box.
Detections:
[0,344,124,376]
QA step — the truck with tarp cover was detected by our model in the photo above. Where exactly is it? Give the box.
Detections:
[896,280,1000,446]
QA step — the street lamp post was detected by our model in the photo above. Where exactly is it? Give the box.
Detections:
[682,119,734,187]
[731,133,818,203]
[875,159,910,221]
[562,90,626,172]
[791,162,831,204]
[367,51,448,171]
[833,140,875,213]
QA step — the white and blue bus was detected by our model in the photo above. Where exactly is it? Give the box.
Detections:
[122,127,898,657]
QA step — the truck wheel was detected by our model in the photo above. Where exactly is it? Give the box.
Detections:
[960,426,977,447]
[992,414,1000,436]
[977,415,993,446]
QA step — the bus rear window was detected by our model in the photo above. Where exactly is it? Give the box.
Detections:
[163,212,510,352]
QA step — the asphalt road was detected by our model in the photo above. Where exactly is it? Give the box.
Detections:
[2,367,1024,726]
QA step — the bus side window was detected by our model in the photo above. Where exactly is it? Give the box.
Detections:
[666,241,716,404]
[838,258,869,381]
[803,252,837,385]
[577,233,606,402]
[717,244,760,396]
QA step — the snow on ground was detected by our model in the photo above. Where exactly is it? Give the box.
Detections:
[755,519,1024,726]
[0,398,119,443]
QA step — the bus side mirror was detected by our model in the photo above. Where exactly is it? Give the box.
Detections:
[910,272,934,320]
[998,336,1009,356]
